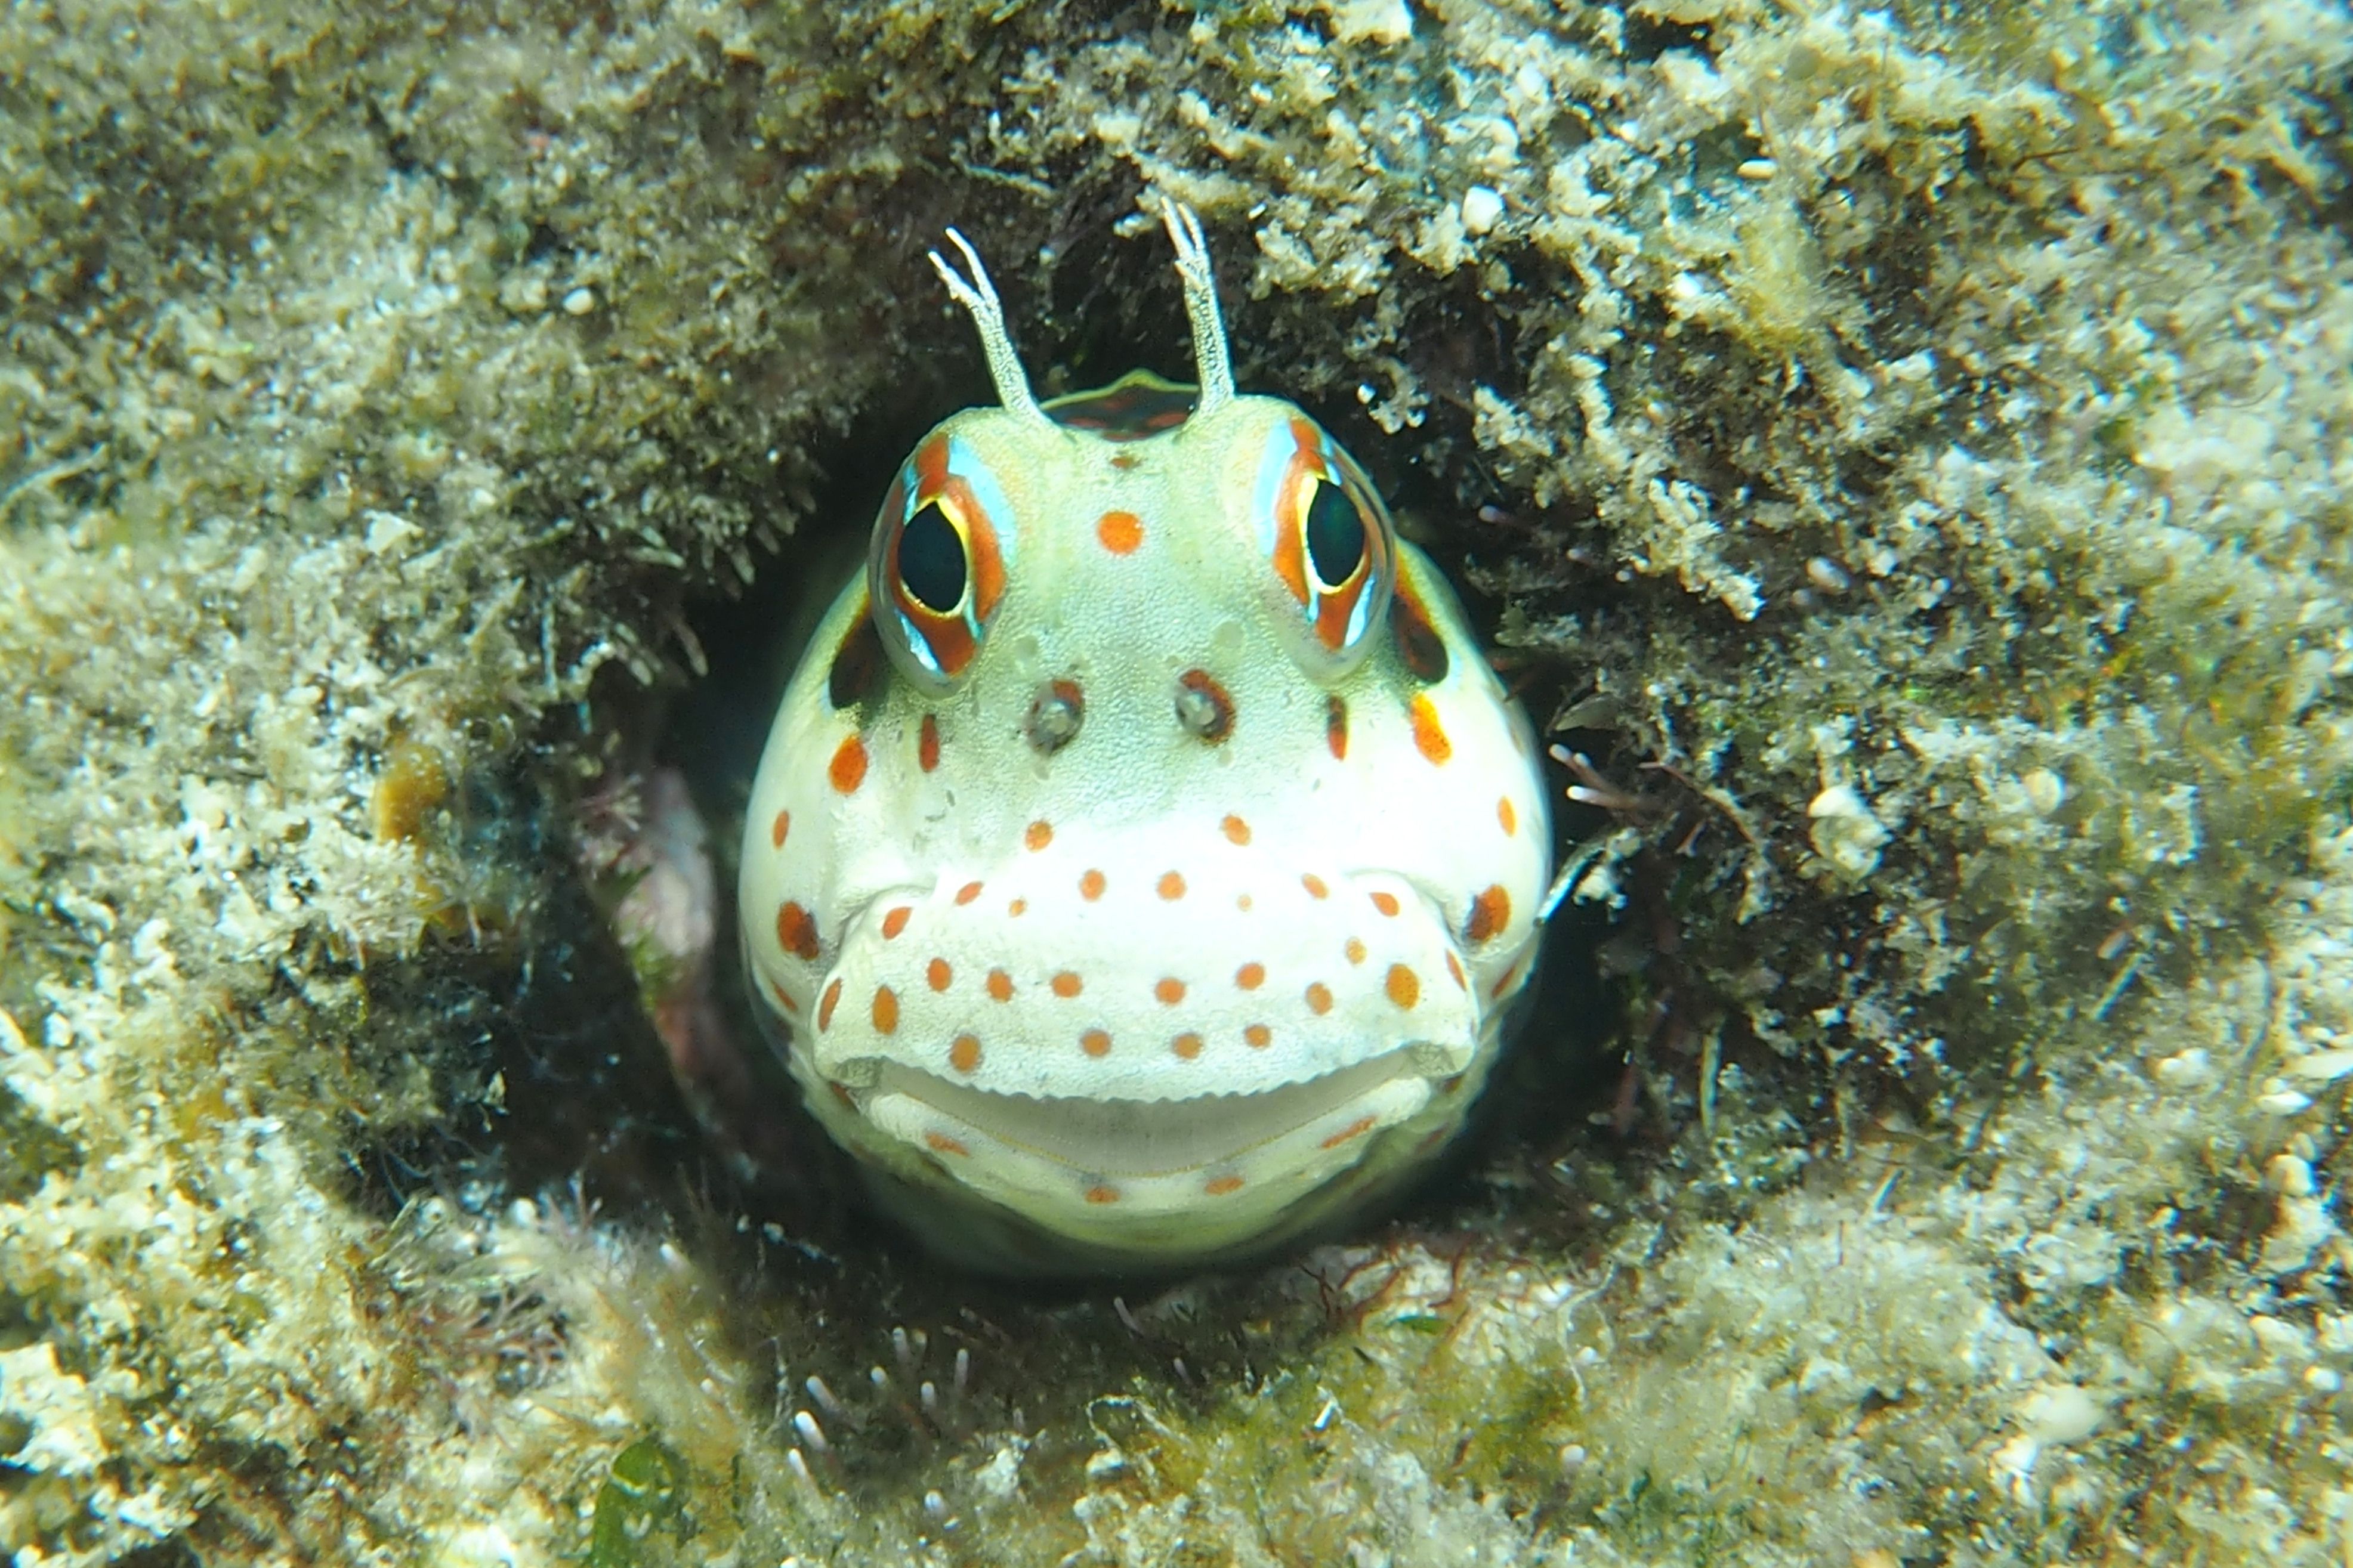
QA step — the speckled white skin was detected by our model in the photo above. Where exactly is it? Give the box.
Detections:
[738,214,1550,1273]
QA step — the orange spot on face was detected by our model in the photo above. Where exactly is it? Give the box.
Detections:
[919,713,941,773]
[1025,819,1054,852]
[987,969,1014,1002]
[1095,510,1144,555]
[1051,971,1083,998]
[1222,814,1252,845]
[1205,1174,1245,1195]
[1154,978,1187,1006]
[1157,871,1187,901]
[818,978,842,1030]
[1305,982,1333,1015]
[775,901,820,961]
[1172,1032,1203,1060]
[1385,964,1421,1009]
[927,957,953,992]
[1084,1184,1119,1205]
[1080,1028,1112,1058]
[881,906,912,939]
[1369,890,1401,917]
[1345,938,1367,965]
[1244,1023,1273,1049]
[1497,796,1518,836]
[1326,693,1349,760]
[1410,694,1452,764]
[1490,958,1528,1000]
[1320,1115,1377,1150]
[768,978,798,1013]
[770,809,791,849]
[871,986,900,1034]
[1467,884,1512,944]
[829,734,869,793]
[1008,897,1027,917]
[1236,961,1266,991]
[925,1131,970,1156]
[1444,951,1467,989]
[1237,893,1254,912]
[1301,873,1329,900]
[1080,868,1107,901]
[955,880,984,905]
[949,1034,983,1074]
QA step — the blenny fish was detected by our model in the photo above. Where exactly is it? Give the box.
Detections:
[738,203,1551,1273]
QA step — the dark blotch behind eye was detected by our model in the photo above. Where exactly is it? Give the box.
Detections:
[1304,479,1367,589]
[830,614,887,709]
[1391,587,1450,683]
[899,502,968,614]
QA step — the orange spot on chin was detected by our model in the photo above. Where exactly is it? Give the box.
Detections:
[1172,1032,1203,1060]
[1157,871,1187,900]
[1236,961,1266,991]
[1385,964,1421,1009]
[829,734,869,793]
[927,957,953,992]
[775,901,820,961]
[818,978,842,1030]
[1095,511,1144,554]
[1154,978,1187,1006]
[1444,951,1468,989]
[1497,796,1518,836]
[1345,938,1367,965]
[871,986,900,1034]
[919,713,941,773]
[769,809,791,849]
[1025,819,1054,852]
[925,1131,970,1156]
[1222,814,1252,845]
[1301,873,1329,900]
[1410,694,1452,764]
[1467,884,1512,944]
[881,906,912,939]
[1205,1174,1245,1195]
[1244,1023,1273,1048]
[1305,982,1333,1016]
[1084,1184,1120,1205]
[1079,868,1107,901]
[955,880,984,905]
[1051,971,1083,998]
[1320,1115,1377,1150]
[986,969,1014,1002]
[1080,1028,1112,1058]
[1369,890,1401,917]
[949,1034,983,1073]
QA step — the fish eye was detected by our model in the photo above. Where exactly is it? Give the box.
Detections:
[898,502,968,614]
[1253,415,1394,675]
[867,431,1013,691]
[1303,476,1367,591]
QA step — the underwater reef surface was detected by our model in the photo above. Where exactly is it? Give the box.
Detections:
[2,0,2350,1561]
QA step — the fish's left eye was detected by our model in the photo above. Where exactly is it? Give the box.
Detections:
[898,502,968,614]
[1255,416,1394,675]
[1304,477,1367,590]
[867,431,1013,691]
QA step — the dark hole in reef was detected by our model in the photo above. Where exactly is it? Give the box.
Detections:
[1618,10,1713,62]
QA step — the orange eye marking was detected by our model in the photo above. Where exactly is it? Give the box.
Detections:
[1171,1032,1203,1060]
[1385,964,1420,1009]
[1467,884,1512,944]
[1444,951,1467,989]
[871,985,900,1034]
[949,1034,983,1074]
[1024,819,1054,852]
[1080,1028,1112,1058]
[1369,890,1401,917]
[1243,1023,1273,1049]
[1008,897,1028,917]
[1326,694,1350,760]
[1157,871,1187,901]
[1345,938,1367,965]
[955,880,984,905]
[1205,1174,1245,1195]
[927,957,953,992]
[818,978,843,1031]
[768,978,799,1013]
[829,734,870,793]
[1301,873,1329,900]
[1305,982,1334,1015]
[919,713,941,773]
[1079,869,1107,901]
[1236,961,1266,991]
[775,901,820,962]
[1410,694,1452,765]
[1221,814,1252,845]
[769,809,791,849]
[1497,797,1518,836]
[1051,971,1084,998]
[1320,1115,1377,1150]
[1084,1184,1120,1205]
[1095,511,1144,554]
[881,905,913,939]
[1154,978,1187,1006]
[986,969,1014,1002]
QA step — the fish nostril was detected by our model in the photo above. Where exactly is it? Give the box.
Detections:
[1174,667,1234,742]
[1024,678,1085,753]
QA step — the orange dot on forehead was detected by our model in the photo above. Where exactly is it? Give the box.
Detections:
[1051,970,1083,998]
[949,1034,982,1073]
[1095,511,1144,554]
[1222,814,1251,845]
[769,809,791,848]
[1025,819,1054,852]
[881,905,912,939]
[871,985,900,1034]
[1385,964,1420,1009]
[927,957,952,992]
[1079,868,1107,901]
[1157,871,1187,900]
[829,734,869,793]
[1154,977,1187,1005]
[1080,1028,1112,1058]
[1305,982,1333,1015]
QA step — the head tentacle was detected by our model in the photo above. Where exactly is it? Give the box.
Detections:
[1159,197,1235,418]
[929,227,1050,426]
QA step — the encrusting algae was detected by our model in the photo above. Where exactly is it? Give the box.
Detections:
[4,1,2352,1563]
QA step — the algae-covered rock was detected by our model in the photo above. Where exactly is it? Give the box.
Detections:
[3,0,2351,1562]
